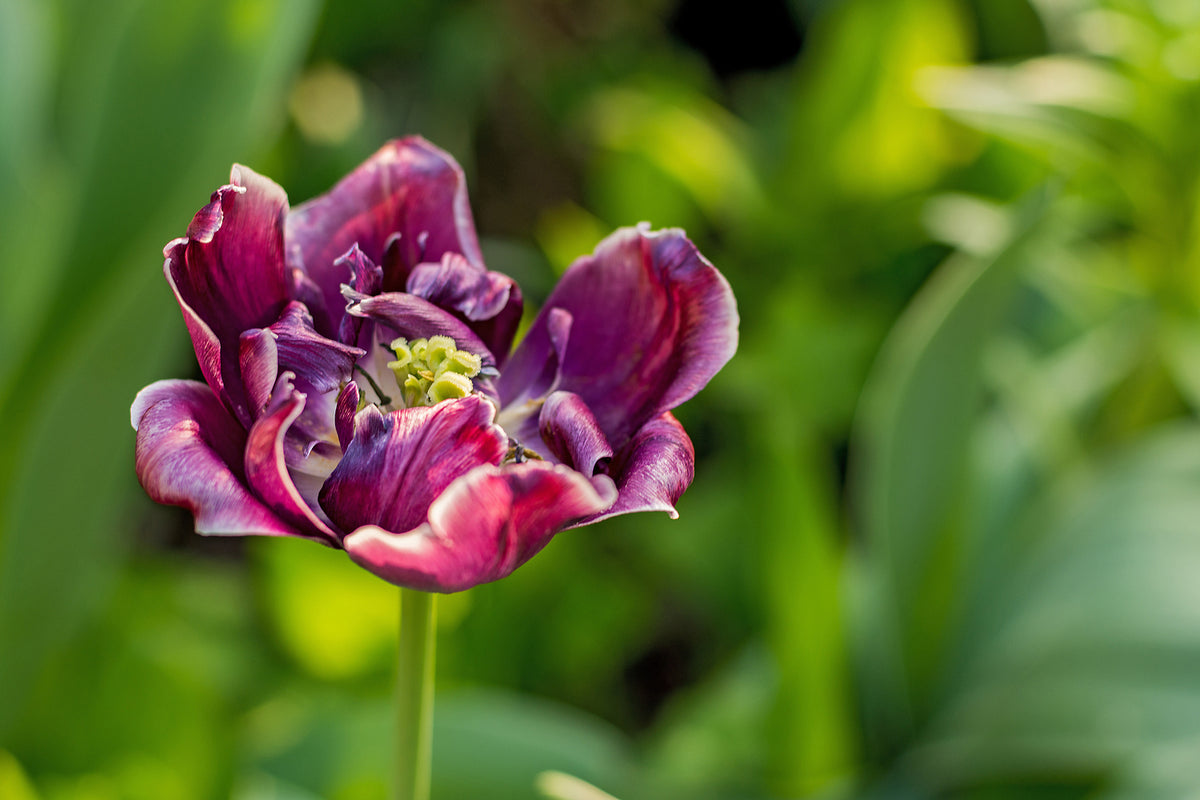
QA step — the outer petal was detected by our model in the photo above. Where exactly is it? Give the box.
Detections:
[406,253,524,363]
[165,164,291,423]
[319,396,507,536]
[286,137,484,337]
[243,376,341,544]
[342,461,618,592]
[575,412,695,525]
[503,226,738,445]
[132,380,298,537]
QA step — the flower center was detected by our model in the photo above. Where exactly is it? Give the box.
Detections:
[386,335,482,408]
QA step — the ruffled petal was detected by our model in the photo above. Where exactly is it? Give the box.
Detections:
[334,382,359,452]
[342,461,617,592]
[335,244,384,346]
[131,380,298,537]
[319,396,507,536]
[498,307,572,407]
[577,412,695,525]
[243,376,341,544]
[268,301,363,395]
[504,226,738,446]
[164,164,292,423]
[537,391,613,475]
[239,301,363,447]
[286,137,484,338]
[406,253,524,363]
[345,290,500,375]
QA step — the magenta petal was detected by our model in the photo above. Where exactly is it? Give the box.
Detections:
[335,244,385,345]
[334,382,359,452]
[319,396,507,536]
[132,380,298,537]
[238,328,279,419]
[506,226,738,445]
[578,412,695,525]
[268,301,363,394]
[165,165,292,423]
[498,307,572,407]
[406,253,524,362]
[286,137,484,340]
[345,291,500,374]
[239,302,362,451]
[342,461,618,592]
[243,376,340,544]
[538,391,613,475]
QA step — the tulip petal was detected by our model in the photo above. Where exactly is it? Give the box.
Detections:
[286,137,484,339]
[132,380,298,537]
[240,301,363,447]
[577,412,695,524]
[269,301,363,395]
[345,291,500,374]
[319,396,507,537]
[498,307,572,407]
[407,253,524,363]
[538,391,613,475]
[238,327,279,419]
[244,376,341,544]
[165,164,291,423]
[342,461,618,592]
[505,226,738,446]
[335,244,384,346]
[335,382,359,452]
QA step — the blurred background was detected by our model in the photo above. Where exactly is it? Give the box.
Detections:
[5,0,1200,797]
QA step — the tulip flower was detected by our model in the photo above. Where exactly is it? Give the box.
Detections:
[132,137,738,592]
[131,136,737,800]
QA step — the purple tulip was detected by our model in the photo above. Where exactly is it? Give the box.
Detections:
[132,137,738,592]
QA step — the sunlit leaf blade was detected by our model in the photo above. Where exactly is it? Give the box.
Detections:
[851,204,1043,750]
[0,0,322,738]
[908,426,1200,797]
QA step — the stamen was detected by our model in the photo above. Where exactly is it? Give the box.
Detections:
[385,335,483,408]
[503,436,544,464]
[353,364,393,406]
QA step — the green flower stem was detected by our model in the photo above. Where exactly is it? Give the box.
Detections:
[396,588,436,800]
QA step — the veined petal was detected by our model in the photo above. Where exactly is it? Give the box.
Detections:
[335,382,359,452]
[538,391,613,475]
[244,375,341,544]
[240,301,363,449]
[318,396,507,537]
[268,301,363,395]
[335,244,384,346]
[345,291,500,375]
[165,164,291,423]
[132,380,297,537]
[286,137,484,339]
[576,412,695,525]
[498,307,572,407]
[342,461,618,592]
[504,226,738,446]
[407,253,524,363]
[238,327,279,418]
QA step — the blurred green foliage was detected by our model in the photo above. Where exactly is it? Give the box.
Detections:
[6,0,1200,797]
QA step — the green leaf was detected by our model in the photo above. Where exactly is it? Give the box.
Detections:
[851,203,1042,747]
[908,425,1200,797]
[247,688,638,800]
[0,0,322,738]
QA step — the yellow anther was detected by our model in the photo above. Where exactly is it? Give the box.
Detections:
[386,335,482,408]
